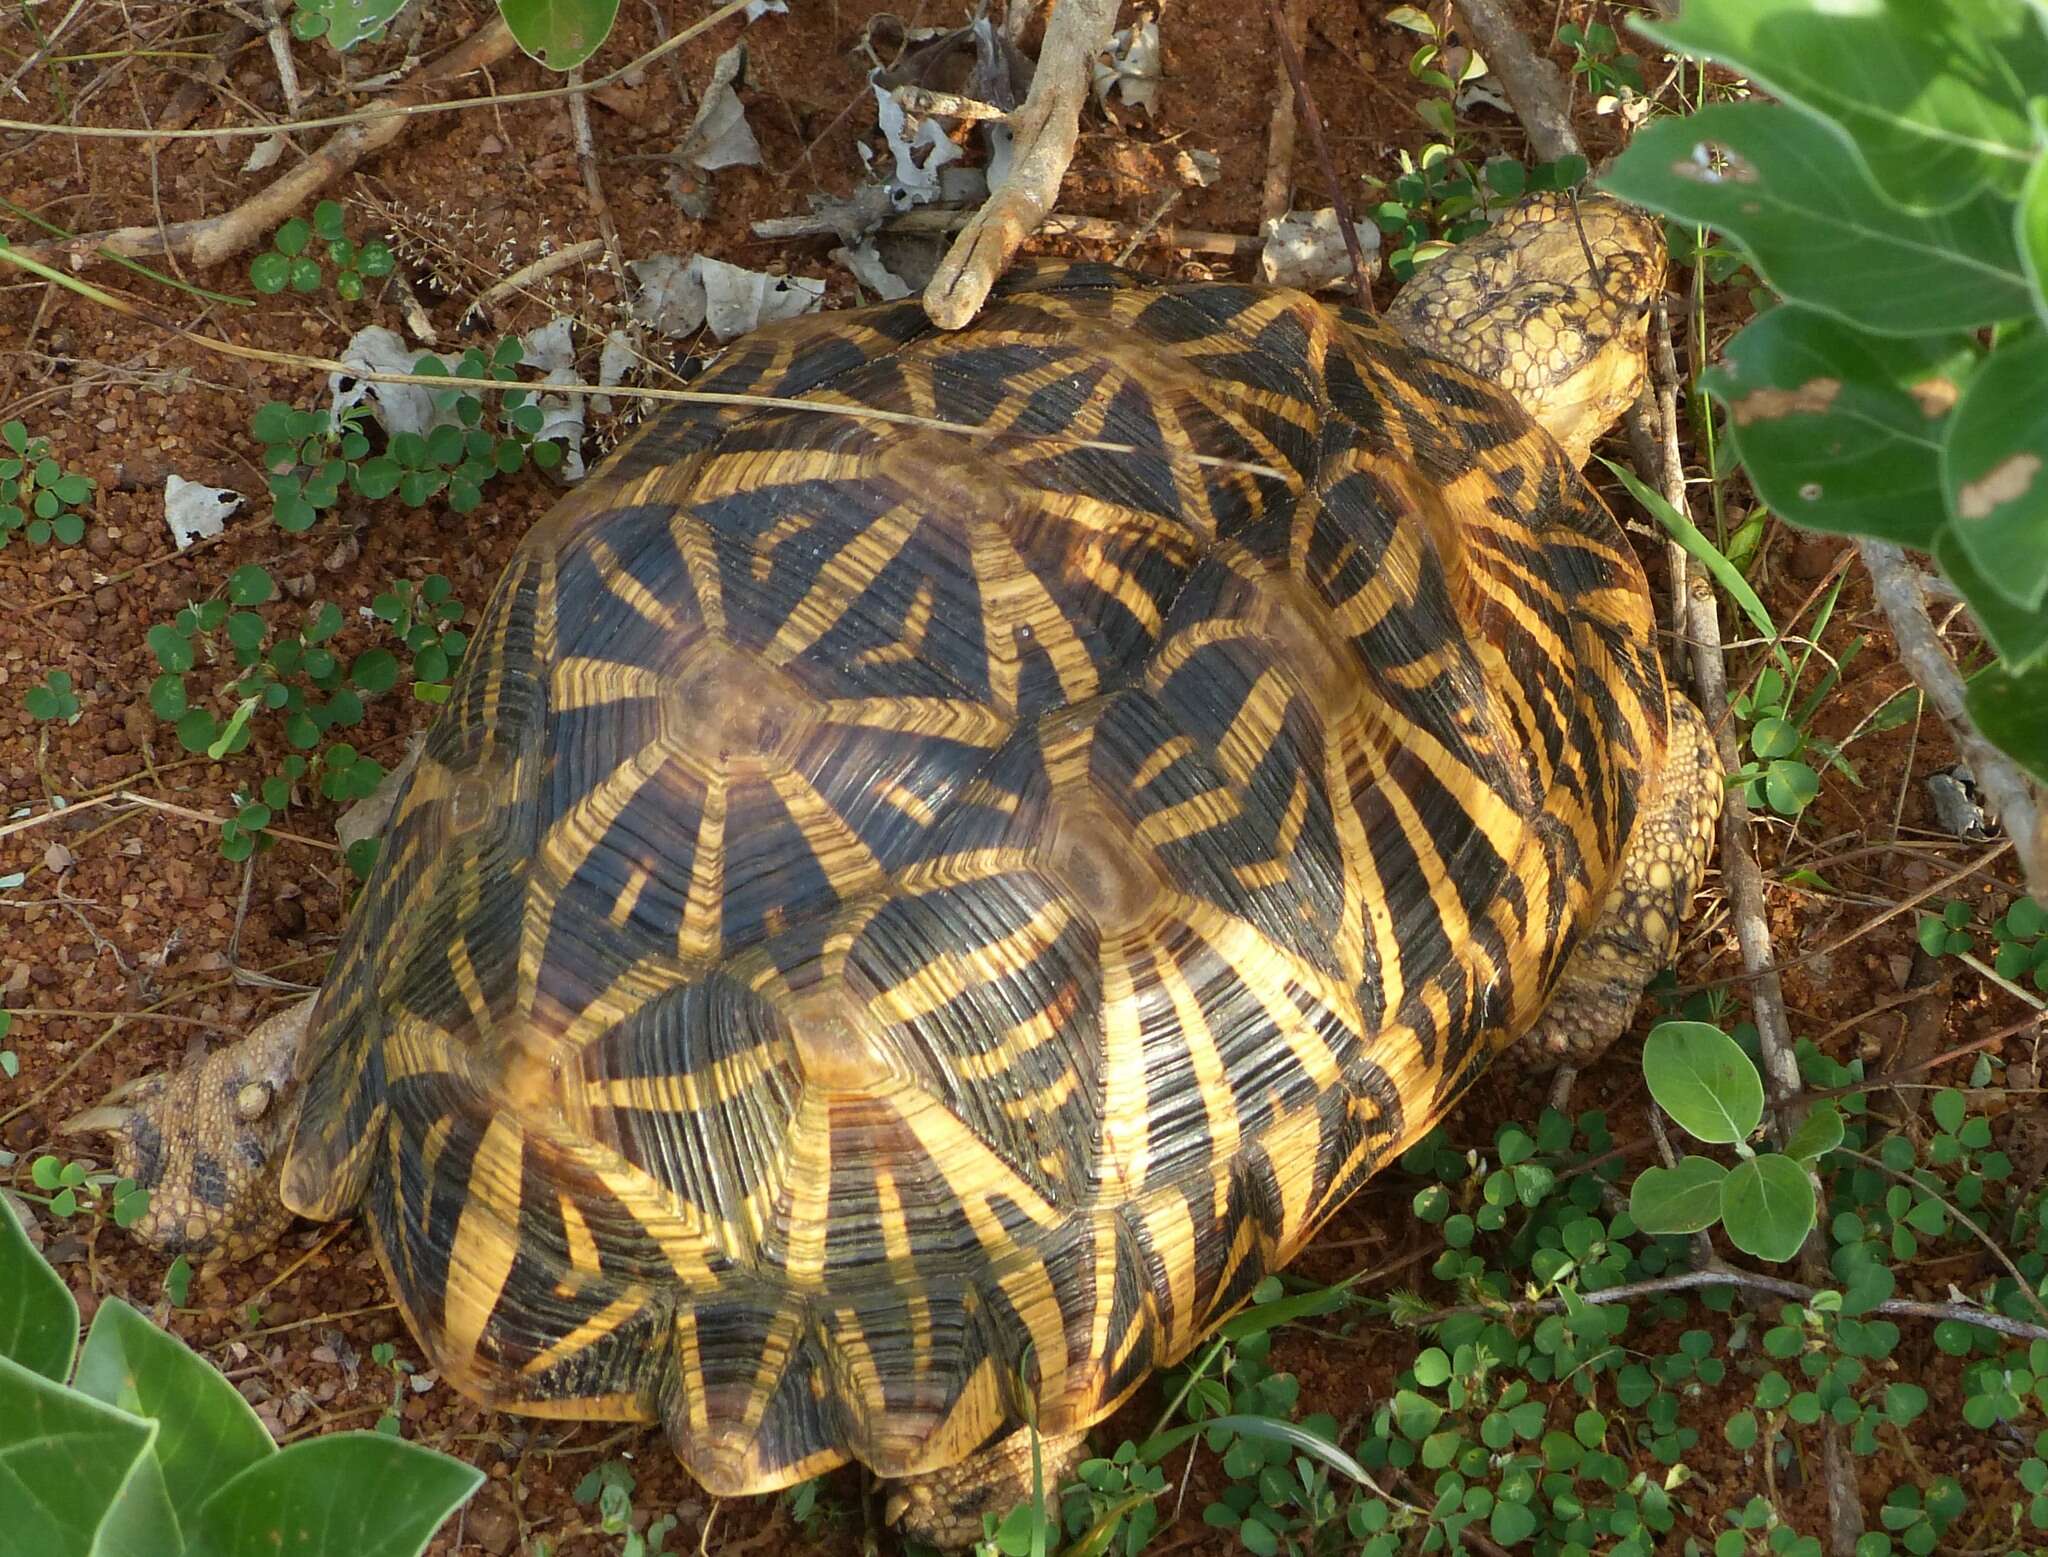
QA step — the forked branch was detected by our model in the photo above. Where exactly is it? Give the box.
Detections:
[922,0,1121,328]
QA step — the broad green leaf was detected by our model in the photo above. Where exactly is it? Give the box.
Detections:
[1941,334,2048,612]
[1629,1157,1730,1234]
[1965,657,2048,785]
[1783,1100,1845,1163]
[185,1432,481,1557]
[92,1445,181,1557]
[1935,527,2048,667]
[2023,128,2048,330]
[497,0,621,70]
[1699,307,1976,547]
[1720,1153,1817,1262]
[1643,1022,1765,1144]
[1635,0,2048,211]
[1602,103,2032,333]
[320,0,408,50]
[0,1353,157,1557]
[0,1193,76,1381]
[72,1299,276,1539]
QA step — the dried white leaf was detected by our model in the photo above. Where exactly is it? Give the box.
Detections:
[633,254,822,343]
[1258,209,1383,293]
[744,0,786,19]
[164,475,244,550]
[698,257,824,341]
[1092,16,1162,114]
[1455,76,1516,117]
[868,72,964,207]
[534,368,589,484]
[676,43,762,173]
[43,842,75,875]
[331,326,443,440]
[1176,147,1221,187]
[594,328,640,417]
[830,240,912,300]
[629,254,707,338]
[241,133,287,173]
[520,316,577,373]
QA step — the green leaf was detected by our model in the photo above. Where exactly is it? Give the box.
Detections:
[175,709,218,754]
[1632,0,2048,211]
[1601,103,2031,333]
[1602,457,1781,639]
[0,1193,77,1381]
[72,1299,277,1539]
[1643,1021,1765,1144]
[311,200,346,242]
[1720,1153,1817,1263]
[1934,527,2048,668]
[350,649,399,694]
[147,623,194,673]
[1629,1157,1730,1234]
[496,0,621,69]
[2022,132,2048,331]
[1783,1101,1844,1164]
[183,1431,481,1557]
[1697,307,1974,548]
[1941,334,2048,612]
[1966,657,2048,783]
[227,564,275,605]
[250,252,290,294]
[0,1351,161,1557]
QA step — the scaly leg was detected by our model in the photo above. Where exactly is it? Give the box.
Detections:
[63,998,313,1259]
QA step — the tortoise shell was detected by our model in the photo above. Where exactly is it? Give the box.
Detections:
[275,260,1670,1495]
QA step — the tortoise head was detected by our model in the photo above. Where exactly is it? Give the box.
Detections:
[62,997,314,1260]
[1383,191,1666,466]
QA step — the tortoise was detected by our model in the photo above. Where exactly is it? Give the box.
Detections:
[70,191,1719,1544]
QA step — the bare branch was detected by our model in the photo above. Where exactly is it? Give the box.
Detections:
[1448,0,1583,163]
[1859,539,2048,903]
[1400,1265,2048,1345]
[923,0,1121,329]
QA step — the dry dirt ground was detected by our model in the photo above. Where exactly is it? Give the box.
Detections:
[1,2,2039,1553]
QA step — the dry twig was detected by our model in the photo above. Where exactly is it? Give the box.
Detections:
[1402,1266,2048,1344]
[1859,540,2048,903]
[1258,0,1307,226]
[19,20,522,272]
[1262,0,1373,310]
[1447,0,1582,162]
[922,0,1120,329]
[754,204,1262,258]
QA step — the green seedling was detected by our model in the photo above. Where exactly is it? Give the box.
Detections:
[1,418,93,547]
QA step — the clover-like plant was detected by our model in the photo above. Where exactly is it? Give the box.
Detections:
[1,419,93,548]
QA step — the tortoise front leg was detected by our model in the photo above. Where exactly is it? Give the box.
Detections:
[63,997,314,1260]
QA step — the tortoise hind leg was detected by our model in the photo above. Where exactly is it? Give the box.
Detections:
[1515,695,1721,1070]
[884,1428,1089,1549]
[62,998,314,1259]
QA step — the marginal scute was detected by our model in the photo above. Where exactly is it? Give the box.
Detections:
[265,249,1712,1524]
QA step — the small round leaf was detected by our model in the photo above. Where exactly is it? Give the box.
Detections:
[1643,1021,1765,1145]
